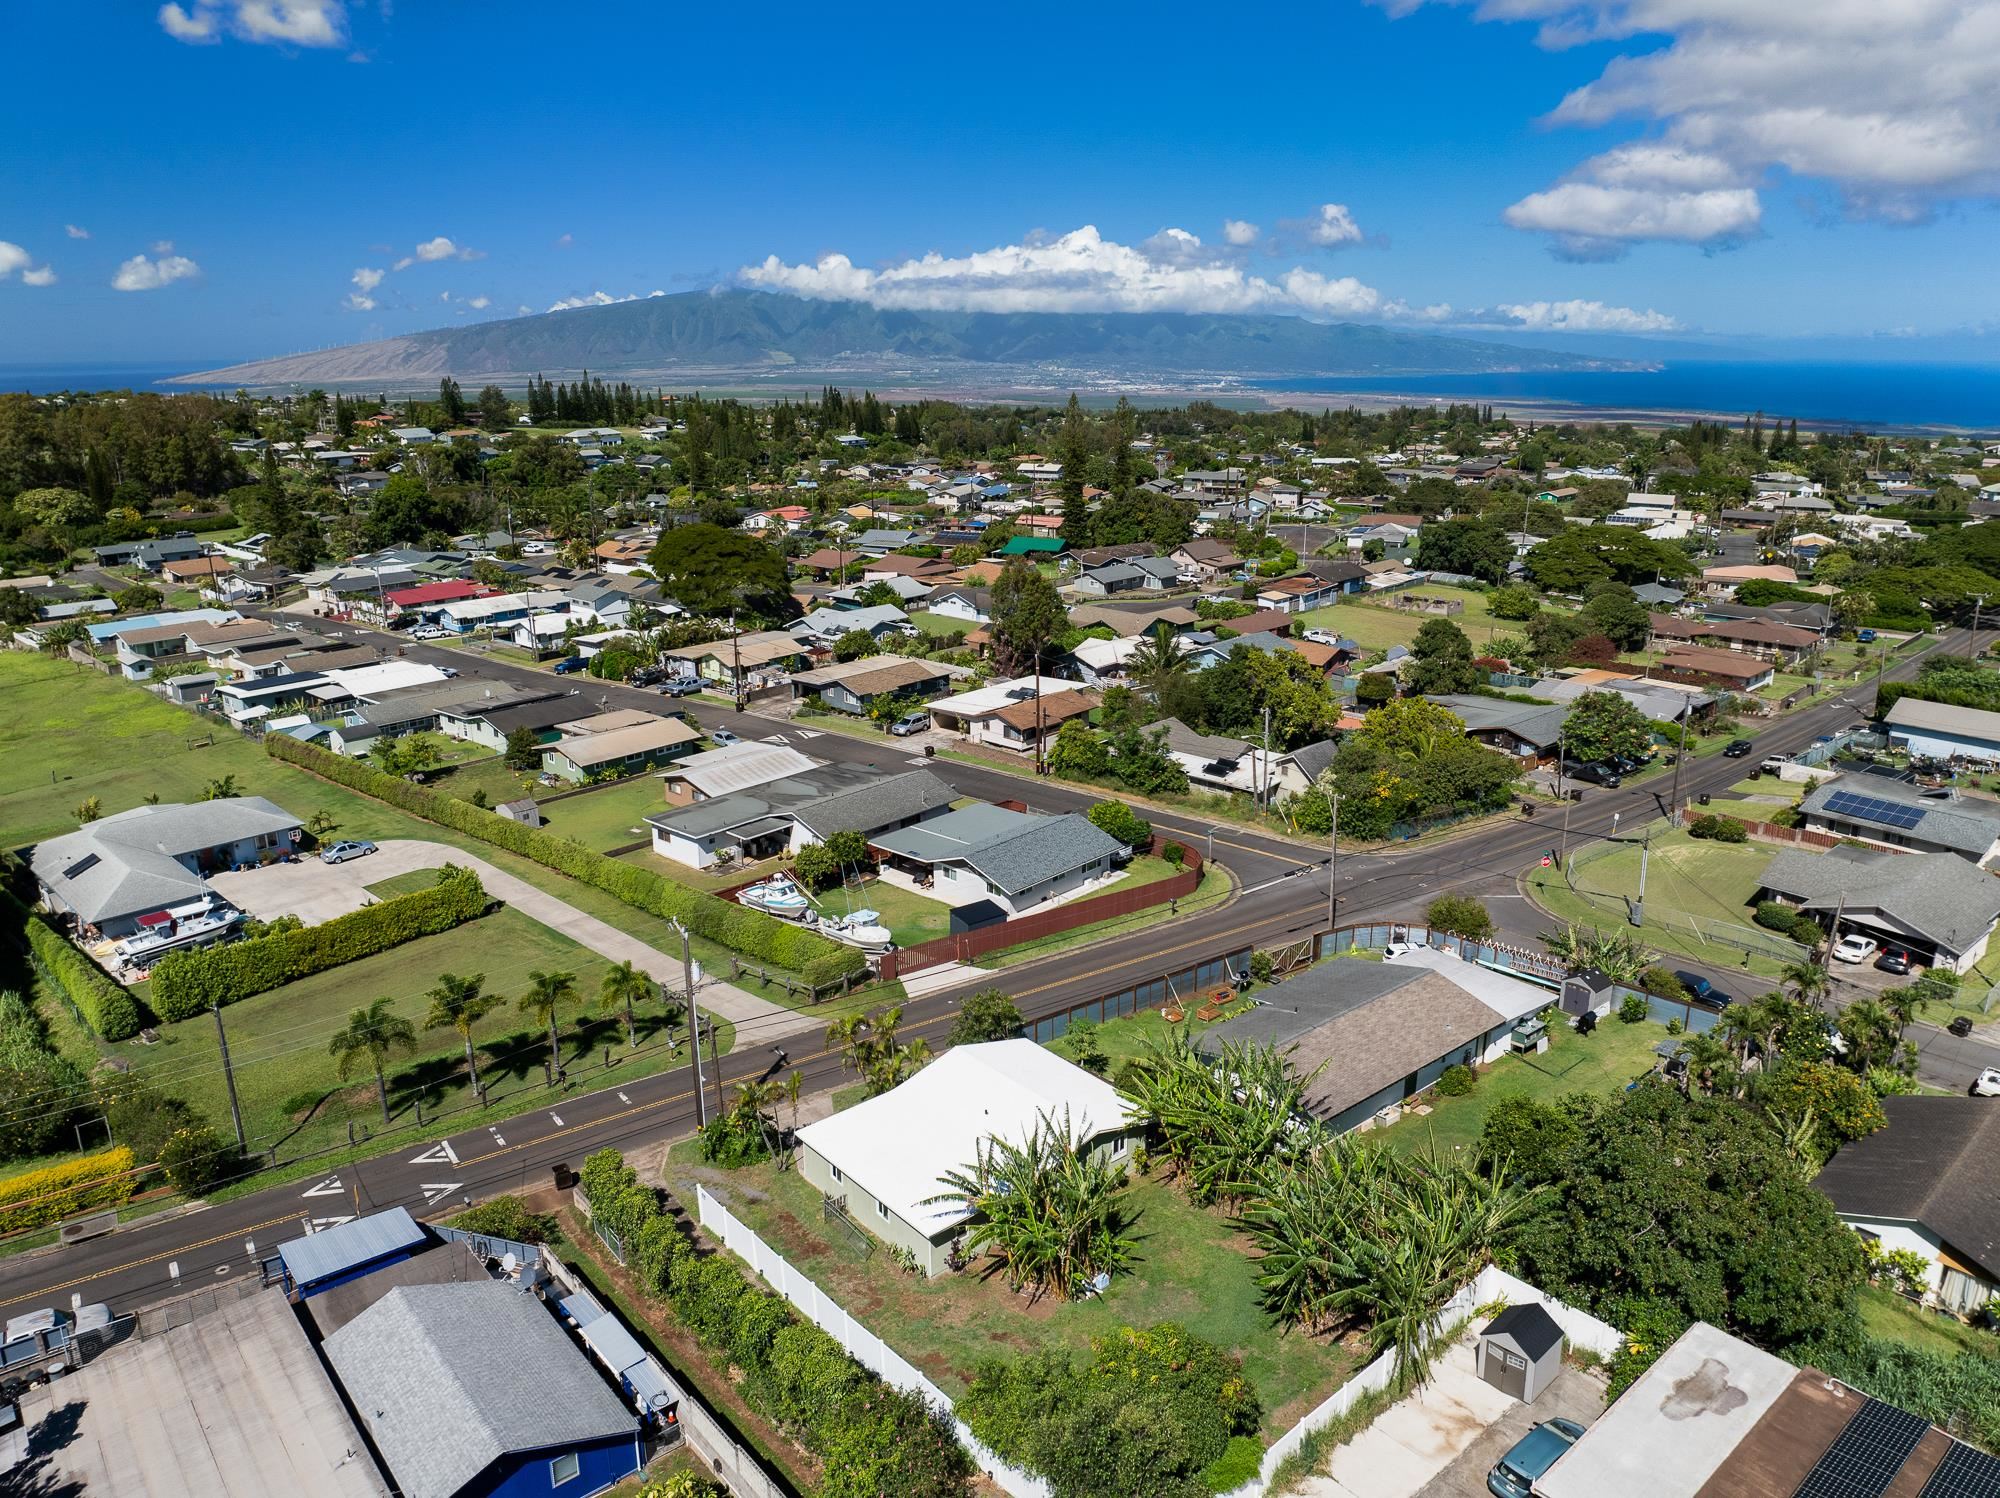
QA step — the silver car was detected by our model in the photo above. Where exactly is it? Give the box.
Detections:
[319,839,377,864]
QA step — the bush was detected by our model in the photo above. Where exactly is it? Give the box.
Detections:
[447,1193,559,1244]
[577,1150,972,1495]
[1086,799,1153,850]
[1201,1435,1265,1494]
[264,736,864,986]
[0,990,89,1162]
[157,1125,235,1196]
[1618,993,1650,1024]
[0,1147,136,1231]
[1688,813,1747,843]
[792,842,840,893]
[149,866,490,1021]
[1425,894,1494,941]
[5,890,144,1040]
[1436,1063,1476,1097]
[1640,966,1689,1001]
[1162,841,1186,868]
[1754,900,1799,932]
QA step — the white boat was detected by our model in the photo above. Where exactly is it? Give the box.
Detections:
[738,874,810,919]
[815,908,894,951]
[115,903,244,966]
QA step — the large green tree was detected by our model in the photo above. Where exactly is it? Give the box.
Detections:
[646,522,795,621]
[989,557,1068,678]
[1561,689,1654,763]
[1414,519,1512,585]
[1404,617,1484,695]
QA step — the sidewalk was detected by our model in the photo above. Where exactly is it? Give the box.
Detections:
[210,839,818,1038]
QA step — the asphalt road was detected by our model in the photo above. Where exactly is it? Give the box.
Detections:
[1,620,1989,1316]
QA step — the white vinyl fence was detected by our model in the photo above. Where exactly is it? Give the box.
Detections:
[697,1185,1051,1498]
[699,1186,1621,1498]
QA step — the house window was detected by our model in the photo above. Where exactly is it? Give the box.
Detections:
[876,1199,890,1221]
[549,1452,581,1486]
[1110,1136,1128,1157]
[829,1163,843,1183]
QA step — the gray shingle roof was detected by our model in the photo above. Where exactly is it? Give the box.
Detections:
[1286,738,1340,784]
[30,796,302,925]
[1154,716,1252,762]
[1756,846,2000,952]
[323,1281,634,1498]
[872,807,1124,895]
[1816,1097,2000,1281]
[790,768,957,840]
[1425,694,1569,750]
[1800,778,2000,858]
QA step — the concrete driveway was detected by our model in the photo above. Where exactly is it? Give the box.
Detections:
[1299,1335,1605,1498]
[207,839,816,1036]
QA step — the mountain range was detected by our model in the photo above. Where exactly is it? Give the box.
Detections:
[171,289,1640,388]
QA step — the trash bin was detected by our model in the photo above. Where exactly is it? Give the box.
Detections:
[551,1163,576,1190]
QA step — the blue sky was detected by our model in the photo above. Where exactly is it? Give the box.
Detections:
[2,0,1997,366]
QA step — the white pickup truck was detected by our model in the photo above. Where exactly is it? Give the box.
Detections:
[2,1304,113,1374]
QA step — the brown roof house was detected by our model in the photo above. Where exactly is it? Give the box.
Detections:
[1197,948,1548,1133]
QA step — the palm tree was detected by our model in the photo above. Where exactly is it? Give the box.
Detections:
[782,1071,804,1169]
[423,972,498,1095]
[1538,923,1651,987]
[1678,1030,1740,1098]
[1127,621,1187,702]
[1838,999,1903,1076]
[1780,961,1831,1006]
[598,960,654,1049]
[328,998,418,1124]
[519,969,579,1079]
[201,774,240,801]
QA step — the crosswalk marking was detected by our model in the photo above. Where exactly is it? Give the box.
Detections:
[302,1175,344,1198]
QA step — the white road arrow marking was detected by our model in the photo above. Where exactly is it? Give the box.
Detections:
[617,1091,630,1104]
[420,1182,462,1207]
[409,1140,459,1167]
[794,729,820,738]
[549,1113,564,1126]
[302,1175,344,1198]
[309,1214,355,1230]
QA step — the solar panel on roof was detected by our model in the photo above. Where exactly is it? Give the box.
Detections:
[1823,790,1928,830]
[1920,1443,2000,1498]
[1793,1398,1930,1498]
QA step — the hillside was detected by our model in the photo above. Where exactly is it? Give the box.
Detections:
[170,289,1635,388]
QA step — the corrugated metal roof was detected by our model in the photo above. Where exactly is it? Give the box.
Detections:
[278,1206,425,1287]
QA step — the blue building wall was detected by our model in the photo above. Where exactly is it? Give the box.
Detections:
[477,1432,640,1498]
[1887,724,2000,763]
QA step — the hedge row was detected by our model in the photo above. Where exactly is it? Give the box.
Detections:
[5,890,145,1042]
[149,866,491,1021]
[578,1150,972,1498]
[265,735,865,986]
[0,1146,137,1231]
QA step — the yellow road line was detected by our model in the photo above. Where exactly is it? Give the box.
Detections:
[0,1209,309,1313]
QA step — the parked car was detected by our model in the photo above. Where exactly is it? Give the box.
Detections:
[320,840,377,864]
[1302,628,1340,646]
[410,625,450,641]
[1875,947,1915,975]
[1833,932,1880,964]
[888,711,930,737]
[659,677,702,697]
[711,728,740,747]
[1971,1068,2000,1098]
[1858,628,1878,643]
[1488,1418,1588,1498]
[1723,739,1755,759]
[1606,751,1649,774]
[1948,1015,1974,1038]
[1672,970,1726,1005]
[1761,753,1793,772]
[438,666,459,679]
[552,655,587,675]
[1568,762,1622,787]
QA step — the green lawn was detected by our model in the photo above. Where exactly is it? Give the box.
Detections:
[429,755,542,810]
[1857,1284,2000,1358]
[1295,585,1560,656]
[980,863,1230,969]
[365,869,445,899]
[668,1154,1360,1434]
[814,878,954,948]
[89,908,727,1162]
[1373,1017,1674,1158]
[907,612,975,637]
[1527,824,1804,975]
[533,778,669,852]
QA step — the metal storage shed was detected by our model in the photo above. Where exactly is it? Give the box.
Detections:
[275,1206,426,1298]
[1477,1302,1566,1402]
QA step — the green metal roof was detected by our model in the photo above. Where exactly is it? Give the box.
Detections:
[998,535,1065,555]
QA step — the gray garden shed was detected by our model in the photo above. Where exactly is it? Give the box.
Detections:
[1477,1302,1566,1402]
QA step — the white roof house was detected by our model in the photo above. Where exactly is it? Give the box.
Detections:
[322,660,452,700]
[796,1040,1136,1237]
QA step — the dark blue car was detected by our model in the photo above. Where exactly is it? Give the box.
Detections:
[1488,1418,1588,1498]
[552,655,587,675]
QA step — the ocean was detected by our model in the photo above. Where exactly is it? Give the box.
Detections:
[0,365,244,396]
[1248,361,2000,434]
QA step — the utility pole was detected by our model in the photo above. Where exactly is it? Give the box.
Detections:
[673,919,706,1129]
[708,1016,725,1122]
[1033,639,1046,776]
[1261,705,1273,807]
[1325,792,1340,932]
[728,605,743,713]
[213,1003,245,1151]
[1557,725,1572,870]
[1632,826,1650,928]
[1667,697,1691,825]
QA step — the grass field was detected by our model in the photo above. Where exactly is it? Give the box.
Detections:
[1373,1017,1673,1158]
[1526,823,1804,975]
[428,755,542,810]
[532,778,668,852]
[669,1154,1360,1434]
[1295,584,1561,656]
[77,908,727,1162]
[1857,1285,2000,1358]
[980,862,1229,969]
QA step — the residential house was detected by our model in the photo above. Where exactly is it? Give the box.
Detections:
[540,710,701,784]
[1798,777,2000,867]
[592,536,653,573]
[794,546,859,578]
[433,588,572,637]
[158,555,233,586]
[870,805,1129,916]
[92,536,206,571]
[1646,613,1820,664]
[924,676,1099,754]
[1816,1097,2000,1314]
[1198,947,1549,1133]
[859,552,956,585]
[852,527,920,555]
[30,796,302,940]
[1146,717,1267,796]
[374,578,499,626]
[924,586,992,626]
[1756,844,2000,973]
[659,742,821,806]
[1070,542,1157,570]
[1884,697,2000,765]
[645,765,954,868]
[386,425,435,445]
[1270,737,1342,800]
[796,1041,1139,1275]
[1066,601,1199,637]
[1169,539,1242,582]
[213,669,334,725]
[1067,556,1181,597]
[1424,695,1569,761]
[1295,558,1369,593]
[1531,671,1714,726]
[661,630,810,695]
[789,655,961,716]
[436,688,586,752]
[995,535,1065,559]
[1655,645,1777,691]
[829,573,932,609]
[1181,467,1247,495]
[791,603,911,649]
[1701,563,1799,595]
[1534,1320,1993,1498]
[1253,574,1346,614]
[322,684,485,756]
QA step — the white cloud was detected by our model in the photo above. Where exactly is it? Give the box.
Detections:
[158,1,346,46]
[1492,298,1681,332]
[0,243,31,279]
[1504,181,1762,258]
[414,236,458,262]
[467,295,490,309]
[150,239,175,255]
[21,266,57,287]
[391,236,484,271]
[111,252,200,291]
[1222,219,1260,246]
[157,3,218,42]
[351,266,383,292]
[391,256,413,271]
[1301,203,1363,246]
[439,291,452,302]
[1382,0,2000,233]
[546,289,665,311]
[64,224,89,240]
[555,232,573,248]
[516,304,532,315]
[739,225,1395,318]
[343,292,375,311]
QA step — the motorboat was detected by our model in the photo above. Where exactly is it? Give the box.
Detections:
[814,908,894,951]
[115,902,244,966]
[738,874,810,919]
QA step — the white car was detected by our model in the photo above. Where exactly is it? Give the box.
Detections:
[1832,933,1880,964]
[1972,1068,2000,1098]
[410,625,450,641]
[1302,628,1341,647]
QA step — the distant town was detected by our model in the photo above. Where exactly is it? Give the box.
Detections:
[5,380,2000,1498]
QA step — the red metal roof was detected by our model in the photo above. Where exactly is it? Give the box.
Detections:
[383,580,497,607]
